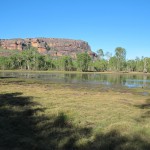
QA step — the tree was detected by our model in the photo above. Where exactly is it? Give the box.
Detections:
[93,59,108,72]
[143,57,148,73]
[126,60,136,72]
[77,53,91,72]
[97,49,104,60]
[135,57,144,72]
[105,52,112,70]
[43,55,54,70]
[61,56,74,71]
[0,56,9,70]
[115,47,126,71]
[22,47,40,70]
[146,58,150,73]
[105,52,112,61]
[109,56,117,71]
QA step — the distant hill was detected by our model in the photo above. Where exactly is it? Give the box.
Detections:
[0,38,97,58]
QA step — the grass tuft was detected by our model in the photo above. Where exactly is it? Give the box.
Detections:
[54,112,71,128]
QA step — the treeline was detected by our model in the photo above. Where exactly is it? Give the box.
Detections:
[0,47,90,71]
[95,47,150,73]
[0,47,150,72]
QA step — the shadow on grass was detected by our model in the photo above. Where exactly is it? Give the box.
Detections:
[135,99,150,119]
[83,130,150,150]
[138,99,150,109]
[0,77,16,79]
[0,92,150,150]
[0,92,92,150]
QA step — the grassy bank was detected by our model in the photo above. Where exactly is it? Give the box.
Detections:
[0,69,150,75]
[0,77,150,150]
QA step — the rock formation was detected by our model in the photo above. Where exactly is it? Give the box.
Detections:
[0,38,97,58]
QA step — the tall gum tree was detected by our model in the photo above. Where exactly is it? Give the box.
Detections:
[115,47,126,71]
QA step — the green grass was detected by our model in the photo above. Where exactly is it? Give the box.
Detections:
[0,77,150,150]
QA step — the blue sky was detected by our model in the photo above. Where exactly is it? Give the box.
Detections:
[1,0,150,59]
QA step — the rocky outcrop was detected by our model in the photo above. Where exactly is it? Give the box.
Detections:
[0,38,96,58]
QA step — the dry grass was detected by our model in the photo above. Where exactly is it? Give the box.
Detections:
[0,78,150,149]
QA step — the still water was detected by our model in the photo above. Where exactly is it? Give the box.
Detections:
[0,71,150,88]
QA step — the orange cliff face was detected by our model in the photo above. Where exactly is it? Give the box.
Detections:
[0,38,97,58]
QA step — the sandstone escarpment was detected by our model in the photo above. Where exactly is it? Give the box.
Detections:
[0,38,96,58]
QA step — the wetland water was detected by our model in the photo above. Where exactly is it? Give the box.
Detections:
[1,71,150,89]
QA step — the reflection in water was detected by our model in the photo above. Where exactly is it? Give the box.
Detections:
[1,72,150,88]
[82,74,88,80]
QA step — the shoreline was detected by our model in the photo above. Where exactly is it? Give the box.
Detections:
[0,70,150,75]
